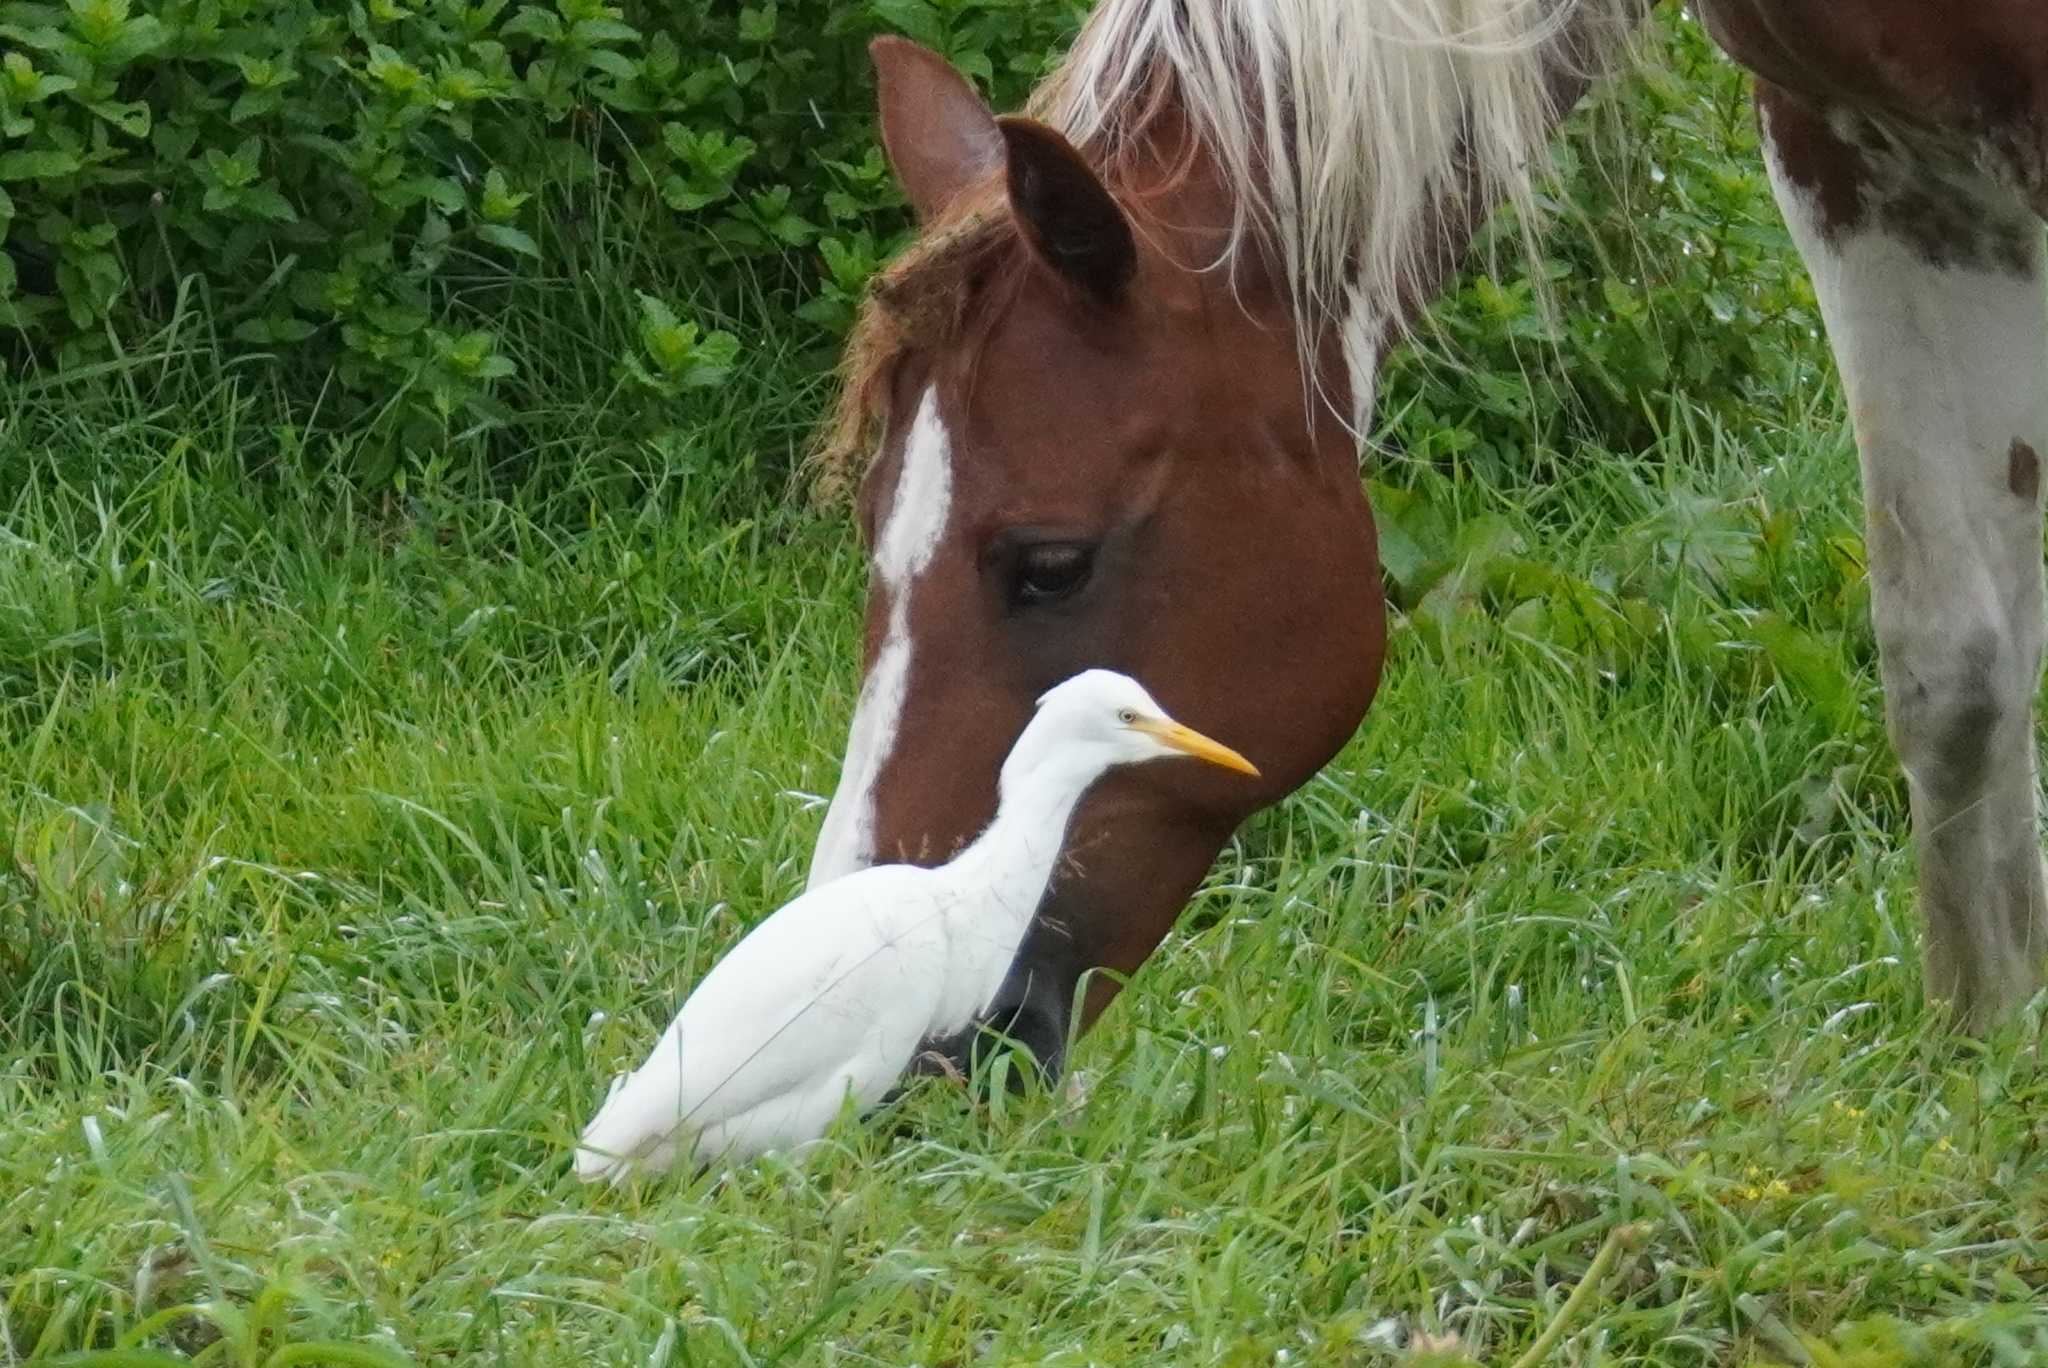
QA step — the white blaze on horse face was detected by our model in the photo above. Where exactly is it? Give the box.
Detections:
[1763,125,2048,1027]
[808,386,955,889]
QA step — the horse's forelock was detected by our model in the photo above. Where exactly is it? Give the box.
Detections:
[810,199,1024,503]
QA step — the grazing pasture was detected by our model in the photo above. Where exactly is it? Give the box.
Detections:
[3,12,2046,1368]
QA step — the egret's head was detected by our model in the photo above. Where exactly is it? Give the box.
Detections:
[1031,669,1261,778]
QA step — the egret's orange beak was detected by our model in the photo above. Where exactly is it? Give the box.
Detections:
[1134,717,1261,777]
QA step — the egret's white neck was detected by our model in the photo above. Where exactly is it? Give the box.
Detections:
[954,733,1105,880]
[946,725,1116,922]
[921,716,1126,1034]
[919,731,1110,1030]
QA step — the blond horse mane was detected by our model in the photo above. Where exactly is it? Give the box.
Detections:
[815,0,1631,494]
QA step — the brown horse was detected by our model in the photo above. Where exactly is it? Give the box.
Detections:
[807,0,2048,1073]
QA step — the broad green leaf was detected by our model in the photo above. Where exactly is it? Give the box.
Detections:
[85,98,150,137]
[1747,609,1856,728]
[0,24,76,58]
[362,300,427,335]
[569,17,638,43]
[500,6,563,41]
[150,119,197,161]
[239,186,298,222]
[0,148,82,179]
[1600,275,1638,317]
[584,47,635,80]
[479,168,528,223]
[636,292,680,335]
[1502,596,1551,644]
[99,13,165,64]
[738,4,775,42]
[867,0,941,47]
[230,88,281,123]
[476,222,539,258]
[366,45,425,95]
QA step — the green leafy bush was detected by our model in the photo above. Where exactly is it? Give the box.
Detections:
[0,0,1081,460]
[1379,10,1827,481]
[2,2,1818,489]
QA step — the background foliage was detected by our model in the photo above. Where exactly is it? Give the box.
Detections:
[5,1,1811,488]
[1,0,1082,470]
[13,4,2044,1364]
[2,0,1886,909]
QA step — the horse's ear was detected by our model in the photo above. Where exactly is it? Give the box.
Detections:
[872,36,1002,221]
[998,116,1136,303]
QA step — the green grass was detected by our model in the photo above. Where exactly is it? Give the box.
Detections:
[5,345,2048,1368]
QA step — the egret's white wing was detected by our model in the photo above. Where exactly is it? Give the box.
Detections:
[673,870,949,1114]
[576,865,948,1177]
[690,1010,923,1163]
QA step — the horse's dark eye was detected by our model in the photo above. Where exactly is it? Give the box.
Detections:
[1012,543,1094,606]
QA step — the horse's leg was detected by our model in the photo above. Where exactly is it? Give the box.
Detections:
[1759,84,2048,1029]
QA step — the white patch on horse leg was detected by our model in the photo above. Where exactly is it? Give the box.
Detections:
[808,387,955,889]
[1766,142,2048,1026]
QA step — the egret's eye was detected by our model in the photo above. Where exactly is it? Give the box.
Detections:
[1117,708,1137,725]
[1011,542,1094,608]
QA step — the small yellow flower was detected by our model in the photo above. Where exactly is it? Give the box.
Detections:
[1733,1173,1792,1202]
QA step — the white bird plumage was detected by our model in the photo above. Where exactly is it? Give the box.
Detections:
[573,668,1258,1182]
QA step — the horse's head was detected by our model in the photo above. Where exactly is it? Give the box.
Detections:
[808,38,1387,1075]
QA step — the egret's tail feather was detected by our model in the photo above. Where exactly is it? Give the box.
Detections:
[572,1067,679,1184]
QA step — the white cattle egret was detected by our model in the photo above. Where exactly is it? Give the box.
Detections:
[573,668,1258,1181]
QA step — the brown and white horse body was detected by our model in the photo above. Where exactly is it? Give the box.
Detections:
[1717,1,2048,1024]
[811,0,2048,1070]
